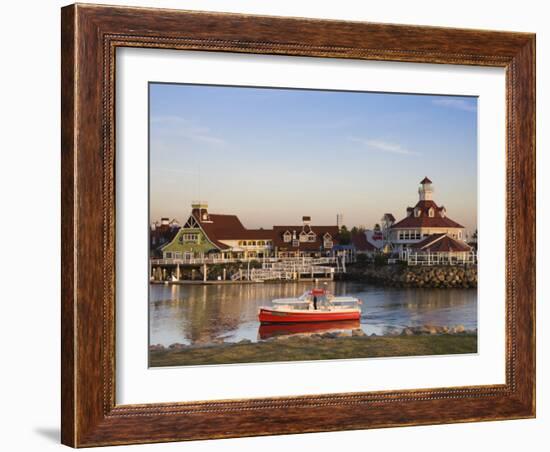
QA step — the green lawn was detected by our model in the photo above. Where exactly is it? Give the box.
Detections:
[149,333,477,367]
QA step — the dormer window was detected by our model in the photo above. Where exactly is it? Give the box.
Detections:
[323,233,333,249]
[283,231,291,243]
[428,208,435,218]
[414,208,421,217]
[299,231,308,242]
[307,231,316,242]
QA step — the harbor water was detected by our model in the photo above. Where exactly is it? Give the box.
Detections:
[149,281,477,346]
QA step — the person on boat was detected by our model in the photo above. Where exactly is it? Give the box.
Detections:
[313,295,318,310]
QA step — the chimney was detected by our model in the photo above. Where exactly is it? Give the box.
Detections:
[191,201,211,222]
[302,216,311,226]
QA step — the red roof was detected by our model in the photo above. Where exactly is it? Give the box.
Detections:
[272,225,339,251]
[391,200,464,229]
[411,233,471,252]
[351,232,376,251]
[191,211,273,249]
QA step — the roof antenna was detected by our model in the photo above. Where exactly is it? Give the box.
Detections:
[198,161,201,219]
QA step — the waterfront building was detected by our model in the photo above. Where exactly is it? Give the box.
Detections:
[158,206,344,261]
[160,202,273,260]
[351,231,378,257]
[150,217,180,257]
[387,177,467,254]
[407,233,474,265]
[272,216,340,258]
[364,223,385,250]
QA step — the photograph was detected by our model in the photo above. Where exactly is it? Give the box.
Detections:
[147,83,479,367]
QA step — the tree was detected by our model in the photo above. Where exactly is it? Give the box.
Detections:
[338,225,351,245]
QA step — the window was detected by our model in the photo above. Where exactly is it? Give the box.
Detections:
[258,240,265,246]
[414,208,421,217]
[458,231,462,239]
[182,233,198,242]
[292,239,300,247]
[428,208,435,218]
[165,252,173,259]
[307,232,316,242]
[283,231,291,243]
[299,231,308,242]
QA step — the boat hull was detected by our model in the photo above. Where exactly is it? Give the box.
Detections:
[259,308,360,324]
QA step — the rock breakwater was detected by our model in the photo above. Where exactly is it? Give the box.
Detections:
[345,264,477,288]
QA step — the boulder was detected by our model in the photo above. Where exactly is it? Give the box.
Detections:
[454,325,466,333]
[168,343,187,350]
[321,332,339,339]
[149,344,165,351]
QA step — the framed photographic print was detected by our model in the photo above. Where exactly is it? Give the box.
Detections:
[61,3,535,447]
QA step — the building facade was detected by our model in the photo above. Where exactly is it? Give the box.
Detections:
[158,204,342,261]
[272,216,339,258]
[386,177,468,254]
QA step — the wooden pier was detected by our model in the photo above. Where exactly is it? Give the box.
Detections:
[149,256,347,283]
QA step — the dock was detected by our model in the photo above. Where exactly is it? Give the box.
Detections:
[149,256,349,283]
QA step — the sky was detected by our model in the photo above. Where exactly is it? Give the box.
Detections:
[149,83,478,234]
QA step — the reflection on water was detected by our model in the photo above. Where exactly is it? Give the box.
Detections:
[258,320,361,340]
[149,281,477,346]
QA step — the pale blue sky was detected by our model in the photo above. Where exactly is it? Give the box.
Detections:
[149,83,477,234]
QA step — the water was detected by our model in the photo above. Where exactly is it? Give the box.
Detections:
[149,281,477,346]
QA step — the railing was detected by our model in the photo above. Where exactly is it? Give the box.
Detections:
[228,258,339,282]
[406,252,477,266]
[150,256,342,266]
[151,256,346,282]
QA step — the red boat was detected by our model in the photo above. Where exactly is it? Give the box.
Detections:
[258,289,361,324]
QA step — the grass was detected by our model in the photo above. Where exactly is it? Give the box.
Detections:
[149,333,477,367]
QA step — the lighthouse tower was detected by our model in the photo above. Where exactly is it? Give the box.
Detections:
[418,177,434,201]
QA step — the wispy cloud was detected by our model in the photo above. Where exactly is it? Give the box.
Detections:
[348,137,418,156]
[432,98,476,113]
[151,115,226,146]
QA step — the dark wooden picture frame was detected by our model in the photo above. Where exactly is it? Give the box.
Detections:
[61,3,535,447]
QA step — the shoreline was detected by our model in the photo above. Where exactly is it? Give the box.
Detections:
[150,277,333,286]
[149,332,477,367]
[150,264,477,288]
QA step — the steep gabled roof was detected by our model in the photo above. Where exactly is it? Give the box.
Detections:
[411,233,471,252]
[273,225,339,251]
[351,232,376,251]
[192,211,273,244]
[391,200,464,229]
[420,176,432,184]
